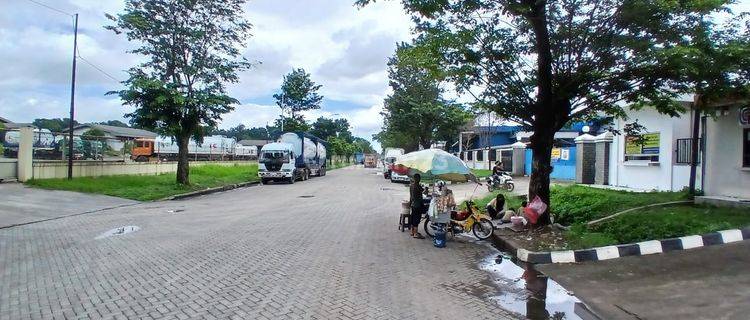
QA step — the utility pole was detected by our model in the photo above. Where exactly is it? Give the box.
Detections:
[67,13,79,180]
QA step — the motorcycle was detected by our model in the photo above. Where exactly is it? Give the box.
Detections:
[485,172,514,192]
[423,199,495,240]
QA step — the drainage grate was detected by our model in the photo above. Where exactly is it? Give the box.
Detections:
[96,226,140,239]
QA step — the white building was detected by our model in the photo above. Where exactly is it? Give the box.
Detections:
[608,103,699,191]
[701,103,750,200]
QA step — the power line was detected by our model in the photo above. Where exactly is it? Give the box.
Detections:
[77,50,122,83]
[24,0,73,16]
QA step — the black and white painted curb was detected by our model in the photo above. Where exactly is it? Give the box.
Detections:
[517,227,750,264]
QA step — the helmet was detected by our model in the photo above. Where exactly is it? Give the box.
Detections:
[435,180,446,189]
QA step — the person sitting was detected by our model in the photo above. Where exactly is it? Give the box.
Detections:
[435,181,456,215]
[485,194,506,220]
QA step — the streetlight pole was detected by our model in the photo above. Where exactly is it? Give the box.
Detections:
[67,13,79,180]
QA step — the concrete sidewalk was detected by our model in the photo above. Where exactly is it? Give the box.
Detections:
[0,183,137,228]
[538,241,750,320]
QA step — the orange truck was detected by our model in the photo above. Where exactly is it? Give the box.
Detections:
[364,153,377,168]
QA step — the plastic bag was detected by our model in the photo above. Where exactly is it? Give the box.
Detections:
[524,196,548,225]
[427,198,438,219]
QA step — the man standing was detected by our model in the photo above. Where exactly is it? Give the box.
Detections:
[409,174,425,239]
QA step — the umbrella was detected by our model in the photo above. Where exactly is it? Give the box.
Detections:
[393,149,478,183]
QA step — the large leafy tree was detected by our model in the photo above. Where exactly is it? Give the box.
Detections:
[310,117,353,141]
[32,118,78,133]
[352,137,375,154]
[107,0,252,185]
[377,43,472,152]
[273,68,323,129]
[657,13,750,197]
[359,0,736,225]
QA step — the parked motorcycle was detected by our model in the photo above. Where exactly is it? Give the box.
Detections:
[485,172,515,192]
[423,200,495,240]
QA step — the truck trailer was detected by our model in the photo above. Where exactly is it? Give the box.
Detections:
[258,132,327,184]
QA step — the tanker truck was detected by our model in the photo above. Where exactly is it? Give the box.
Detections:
[258,132,327,184]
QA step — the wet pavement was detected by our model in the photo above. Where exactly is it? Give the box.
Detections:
[2,166,529,319]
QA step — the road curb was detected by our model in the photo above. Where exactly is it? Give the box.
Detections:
[492,227,750,264]
[161,181,260,201]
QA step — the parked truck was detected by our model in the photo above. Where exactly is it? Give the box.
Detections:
[258,132,327,184]
[382,147,405,180]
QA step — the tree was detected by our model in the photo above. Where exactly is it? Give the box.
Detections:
[32,118,78,132]
[273,68,323,129]
[310,117,353,141]
[352,137,375,154]
[358,0,735,225]
[107,0,252,185]
[96,120,130,128]
[81,128,107,142]
[656,14,750,197]
[375,43,472,152]
[274,116,310,133]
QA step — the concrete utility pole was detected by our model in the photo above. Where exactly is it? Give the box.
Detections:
[67,13,79,180]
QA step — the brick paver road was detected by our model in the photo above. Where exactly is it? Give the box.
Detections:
[1,166,517,320]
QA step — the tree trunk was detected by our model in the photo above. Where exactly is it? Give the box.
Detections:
[688,95,702,199]
[176,135,190,185]
[528,128,555,226]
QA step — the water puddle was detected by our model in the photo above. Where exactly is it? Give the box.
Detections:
[95,226,141,239]
[480,252,583,320]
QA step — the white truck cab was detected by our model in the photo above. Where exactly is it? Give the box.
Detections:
[258,142,299,184]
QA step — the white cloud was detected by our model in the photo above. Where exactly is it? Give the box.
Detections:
[0,0,413,147]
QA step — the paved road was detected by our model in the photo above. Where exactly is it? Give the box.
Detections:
[0,183,138,229]
[539,240,750,320]
[1,166,516,320]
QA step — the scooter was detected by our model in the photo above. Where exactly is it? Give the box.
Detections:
[423,200,495,240]
[485,172,515,192]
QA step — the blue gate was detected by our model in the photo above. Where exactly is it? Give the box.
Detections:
[523,146,577,180]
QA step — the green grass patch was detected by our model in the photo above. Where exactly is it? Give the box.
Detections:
[471,169,492,178]
[328,161,354,170]
[562,204,750,249]
[551,185,689,225]
[26,164,258,201]
[464,190,524,212]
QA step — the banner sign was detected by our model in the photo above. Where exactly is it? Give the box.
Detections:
[625,132,660,155]
[551,148,561,160]
[561,148,570,160]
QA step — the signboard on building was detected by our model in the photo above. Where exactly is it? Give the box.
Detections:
[551,148,561,160]
[561,148,570,160]
[625,132,660,155]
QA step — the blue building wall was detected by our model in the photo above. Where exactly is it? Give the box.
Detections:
[469,125,522,150]
[524,146,577,180]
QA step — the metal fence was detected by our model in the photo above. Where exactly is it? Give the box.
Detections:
[675,138,701,164]
[0,128,18,180]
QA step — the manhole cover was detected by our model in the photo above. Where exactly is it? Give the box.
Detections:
[298,195,315,198]
[96,226,140,239]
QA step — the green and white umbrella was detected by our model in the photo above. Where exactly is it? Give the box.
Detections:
[393,149,478,183]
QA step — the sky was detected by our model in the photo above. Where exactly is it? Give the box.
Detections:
[0,0,415,152]
[2,1,749,153]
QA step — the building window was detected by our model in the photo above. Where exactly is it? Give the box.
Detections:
[467,152,473,161]
[489,149,497,162]
[743,128,750,168]
[675,138,701,165]
[477,150,484,161]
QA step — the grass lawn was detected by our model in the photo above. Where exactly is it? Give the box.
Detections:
[551,185,689,225]
[328,162,354,170]
[471,169,493,178]
[26,164,258,201]
[466,190,524,212]
[564,204,750,249]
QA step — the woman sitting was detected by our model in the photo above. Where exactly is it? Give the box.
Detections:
[485,194,506,220]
